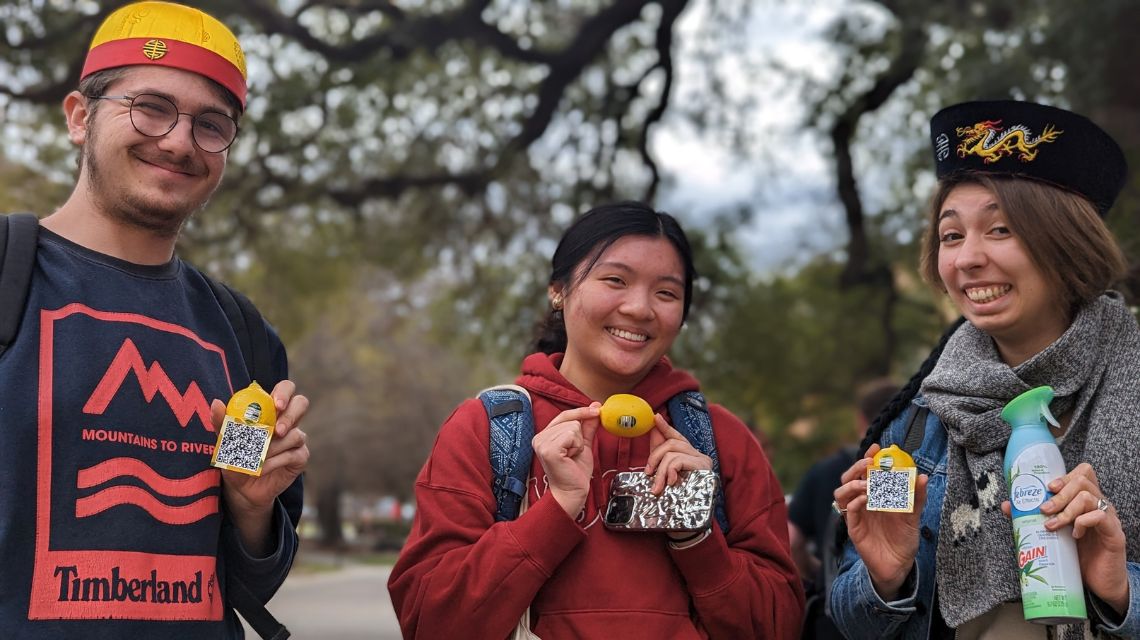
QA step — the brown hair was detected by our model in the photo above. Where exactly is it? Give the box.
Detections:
[919,174,1127,310]
[75,68,131,171]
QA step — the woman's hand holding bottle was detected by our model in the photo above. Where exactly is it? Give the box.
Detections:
[1000,462,1129,615]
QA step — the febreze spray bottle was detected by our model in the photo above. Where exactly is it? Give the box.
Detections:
[1001,385,1085,623]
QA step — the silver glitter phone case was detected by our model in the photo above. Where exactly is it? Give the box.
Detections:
[604,469,718,532]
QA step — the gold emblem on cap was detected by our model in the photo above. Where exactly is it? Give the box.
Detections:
[142,39,168,61]
[956,120,1063,164]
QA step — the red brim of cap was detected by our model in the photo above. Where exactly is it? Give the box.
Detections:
[81,38,246,109]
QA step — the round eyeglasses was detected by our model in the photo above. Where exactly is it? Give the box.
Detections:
[88,93,239,153]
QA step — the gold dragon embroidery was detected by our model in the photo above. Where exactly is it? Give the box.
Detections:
[955,119,1063,163]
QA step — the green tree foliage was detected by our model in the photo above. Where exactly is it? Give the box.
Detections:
[668,0,1140,485]
[4,0,1139,501]
[683,255,944,487]
[287,268,479,544]
[1,0,702,345]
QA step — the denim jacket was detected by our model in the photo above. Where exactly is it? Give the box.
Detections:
[829,396,1140,639]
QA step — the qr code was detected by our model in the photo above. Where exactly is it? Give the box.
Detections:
[866,469,915,512]
[214,417,271,474]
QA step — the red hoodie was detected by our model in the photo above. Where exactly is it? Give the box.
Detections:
[388,353,804,639]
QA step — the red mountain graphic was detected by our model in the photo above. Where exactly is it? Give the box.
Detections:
[83,338,214,431]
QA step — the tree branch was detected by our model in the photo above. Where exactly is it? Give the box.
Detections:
[242,0,553,65]
[497,0,662,163]
[832,14,925,288]
[638,0,686,204]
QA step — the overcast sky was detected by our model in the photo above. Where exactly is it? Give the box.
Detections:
[654,0,865,273]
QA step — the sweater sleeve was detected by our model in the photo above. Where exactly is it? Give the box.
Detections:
[387,399,587,639]
[666,405,805,639]
[222,331,302,603]
[222,497,300,602]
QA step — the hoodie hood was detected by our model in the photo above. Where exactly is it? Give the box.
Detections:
[516,352,699,412]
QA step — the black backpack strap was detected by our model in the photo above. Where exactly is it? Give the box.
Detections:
[479,385,535,522]
[667,391,730,534]
[0,213,39,358]
[227,577,290,640]
[205,277,275,387]
[203,275,289,640]
[901,405,929,454]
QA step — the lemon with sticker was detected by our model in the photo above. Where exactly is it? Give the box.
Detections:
[211,382,277,476]
[225,381,276,427]
[600,394,654,438]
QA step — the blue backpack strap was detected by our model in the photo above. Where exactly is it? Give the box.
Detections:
[0,213,39,358]
[667,391,730,534]
[478,385,535,522]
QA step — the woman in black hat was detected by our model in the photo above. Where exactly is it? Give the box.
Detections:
[829,101,1140,639]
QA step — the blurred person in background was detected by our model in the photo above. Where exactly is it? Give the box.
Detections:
[789,378,900,639]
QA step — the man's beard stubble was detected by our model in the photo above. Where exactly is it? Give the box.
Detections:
[82,125,212,239]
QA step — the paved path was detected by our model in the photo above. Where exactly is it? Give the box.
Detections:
[244,564,402,639]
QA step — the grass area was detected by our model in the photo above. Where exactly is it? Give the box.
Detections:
[291,547,402,574]
[355,551,401,566]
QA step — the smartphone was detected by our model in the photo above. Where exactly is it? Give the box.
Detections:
[604,469,719,532]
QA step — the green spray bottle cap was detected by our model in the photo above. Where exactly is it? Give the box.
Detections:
[1000,385,1061,428]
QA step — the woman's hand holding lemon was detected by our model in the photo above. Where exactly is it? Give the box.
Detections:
[532,403,601,518]
[598,394,711,495]
[535,394,711,521]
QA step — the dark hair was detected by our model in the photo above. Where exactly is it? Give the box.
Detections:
[858,317,965,455]
[532,201,697,354]
[75,68,132,171]
[77,68,133,116]
[920,174,1127,311]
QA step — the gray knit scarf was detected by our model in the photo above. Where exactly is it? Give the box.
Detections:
[920,293,1140,637]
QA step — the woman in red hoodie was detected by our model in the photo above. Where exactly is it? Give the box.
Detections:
[388,201,803,639]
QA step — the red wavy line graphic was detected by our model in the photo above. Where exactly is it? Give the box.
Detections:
[83,338,214,432]
[75,487,218,525]
[77,458,219,497]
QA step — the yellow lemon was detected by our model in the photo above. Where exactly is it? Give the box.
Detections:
[225,381,277,427]
[600,394,654,438]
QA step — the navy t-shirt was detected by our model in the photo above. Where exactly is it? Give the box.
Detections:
[0,229,298,638]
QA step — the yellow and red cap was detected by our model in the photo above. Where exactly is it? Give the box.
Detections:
[81,1,247,108]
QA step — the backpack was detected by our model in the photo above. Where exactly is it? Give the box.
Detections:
[0,213,291,640]
[478,384,731,534]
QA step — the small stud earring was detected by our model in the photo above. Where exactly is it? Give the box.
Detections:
[551,294,564,310]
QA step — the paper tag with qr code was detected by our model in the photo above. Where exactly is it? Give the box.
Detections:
[866,444,916,512]
[211,416,273,476]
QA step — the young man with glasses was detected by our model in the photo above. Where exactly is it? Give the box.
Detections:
[0,2,308,638]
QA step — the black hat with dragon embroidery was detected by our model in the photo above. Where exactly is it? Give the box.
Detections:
[929,100,1127,216]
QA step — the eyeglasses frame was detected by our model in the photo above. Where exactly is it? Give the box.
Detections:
[86,93,240,153]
